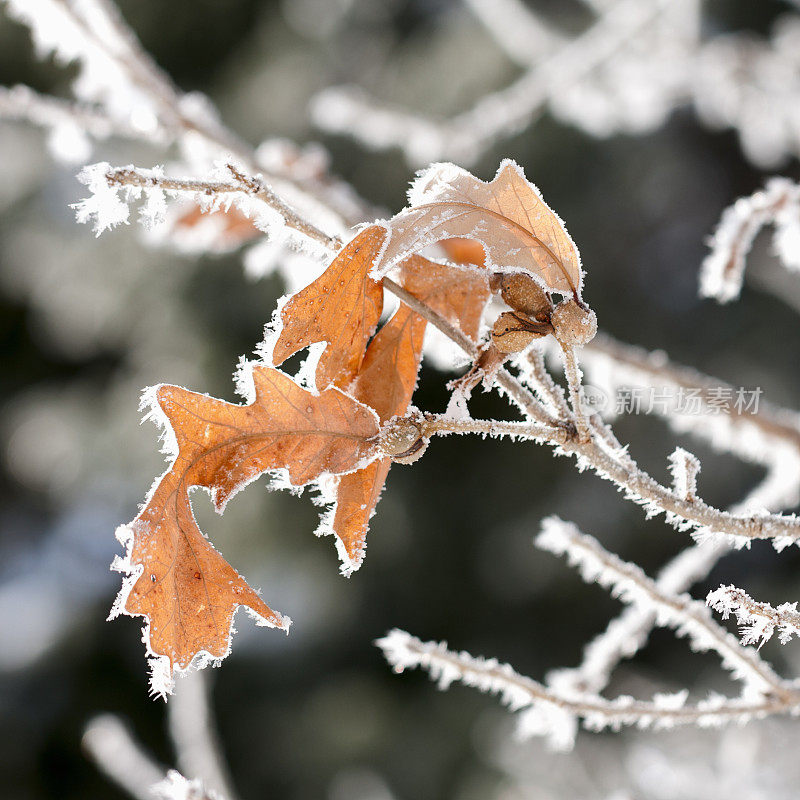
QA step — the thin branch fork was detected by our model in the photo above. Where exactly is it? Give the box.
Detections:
[536,518,792,699]
[105,165,343,251]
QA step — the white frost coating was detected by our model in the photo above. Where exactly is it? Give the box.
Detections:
[536,517,786,696]
[72,163,322,262]
[73,162,131,235]
[515,703,578,752]
[668,447,700,501]
[708,585,800,647]
[700,178,800,304]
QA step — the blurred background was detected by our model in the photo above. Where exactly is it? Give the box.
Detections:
[2,1,800,798]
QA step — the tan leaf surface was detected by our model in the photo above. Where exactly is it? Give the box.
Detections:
[327,253,489,571]
[440,237,487,267]
[375,159,582,296]
[114,366,380,683]
[330,302,427,571]
[271,225,386,389]
[400,253,491,343]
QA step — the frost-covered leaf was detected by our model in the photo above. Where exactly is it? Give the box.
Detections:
[271,226,386,389]
[111,366,380,693]
[374,159,582,296]
[327,302,427,572]
[324,253,490,571]
[400,253,491,343]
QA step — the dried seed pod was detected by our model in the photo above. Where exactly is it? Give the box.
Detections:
[492,312,538,353]
[551,298,597,346]
[491,310,554,353]
[494,272,552,318]
[378,418,428,465]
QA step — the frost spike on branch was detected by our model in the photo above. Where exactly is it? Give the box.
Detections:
[707,585,800,648]
[669,447,700,502]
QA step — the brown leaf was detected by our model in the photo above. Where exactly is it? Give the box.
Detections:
[440,238,487,267]
[329,302,427,572]
[400,254,491,343]
[325,254,489,571]
[271,226,386,389]
[112,366,380,691]
[375,160,582,296]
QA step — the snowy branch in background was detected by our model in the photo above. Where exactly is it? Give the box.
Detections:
[311,0,676,165]
[85,675,235,800]
[708,585,800,647]
[375,628,797,752]
[700,178,800,303]
[82,715,166,800]
[312,1,800,170]
[535,517,789,698]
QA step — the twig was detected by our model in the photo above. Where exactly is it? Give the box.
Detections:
[708,585,800,648]
[168,671,239,800]
[82,714,166,800]
[559,342,591,442]
[376,629,798,748]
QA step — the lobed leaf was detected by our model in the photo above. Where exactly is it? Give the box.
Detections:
[271,225,386,389]
[327,254,489,571]
[112,366,381,690]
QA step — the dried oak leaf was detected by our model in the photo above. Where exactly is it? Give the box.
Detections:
[111,365,380,694]
[328,301,427,572]
[440,237,487,267]
[327,254,490,572]
[170,204,262,252]
[270,225,386,389]
[400,253,491,344]
[373,159,582,297]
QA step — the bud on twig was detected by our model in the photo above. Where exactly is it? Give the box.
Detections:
[378,417,429,464]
